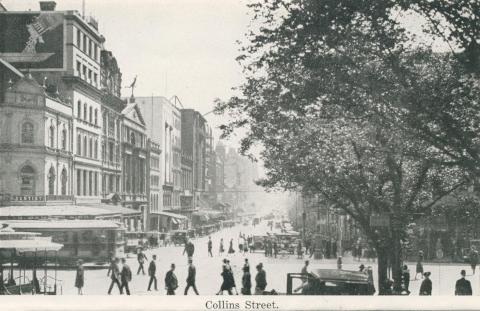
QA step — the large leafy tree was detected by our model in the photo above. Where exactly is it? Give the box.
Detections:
[217,0,480,294]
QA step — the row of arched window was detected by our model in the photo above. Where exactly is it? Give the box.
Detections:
[21,121,68,151]
[20,165,68,196]
[77,100,98,126]
[76,134,98,159]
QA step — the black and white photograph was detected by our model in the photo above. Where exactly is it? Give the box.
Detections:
[0,0,480,309]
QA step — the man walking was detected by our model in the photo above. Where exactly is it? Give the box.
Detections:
[183,240,195,259]
[120,258,132,295]
[184,259,199,295]
[255,263,267,295]
[137,249,148,275]
[147,254,158,291]
[455,270,472,295]
[165,263,178,295]
[107,257,122,294]
[208,237,213,257]
[470,248,479,275]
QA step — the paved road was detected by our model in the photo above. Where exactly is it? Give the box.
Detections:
[49,221,480,295]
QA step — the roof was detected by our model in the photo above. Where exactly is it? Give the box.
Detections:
[3,220,122,230]
[0,204,139,218]
[150,211,187,220]
[310,269,369,284]
[0,239,63,252]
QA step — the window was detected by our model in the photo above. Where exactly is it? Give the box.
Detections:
[77,169,81,195]
[83,34,87,53]
[61,129,67,150]
[49,125,55,148]
[130,132,135,145]
[83,136,87,157]
[109,142,114,162]
[83,170,87,195]
[101,143,105,161]
[83,104,87,121]
[94,109,98,125]
[48,166,55,195]
[89,106,93,123]
[76,29,81,47]
[94,73,98,86]
[89,138,93,158]
[94,44,98,61]
[20,165,36,195]
[82,65,87,78]
[61,168,67,195]
[76,61,81,75]
[88,40,92,57]
[77,101,81,118]
[94,172,98,196]
[77,134,81,155]
[21,122,34,144]
[94,140,98,159]
[88,171,93,195]
[88,69,92,82]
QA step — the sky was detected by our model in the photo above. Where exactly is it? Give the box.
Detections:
[2,0,252,145]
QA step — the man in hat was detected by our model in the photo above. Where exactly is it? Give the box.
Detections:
[165,263,178,295]
[183,239,195,260]
[107,257,122,294]
[147,254,158,291]
[359,264,365,273]
[255,263,267,295]
[455,270,472,295]
[120,257,132,295]
[184,259,199,295]
[208,237,213,257]
[294,260,310,293]
[419,272,432,295]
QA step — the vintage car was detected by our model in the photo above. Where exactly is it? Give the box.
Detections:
[171,230,188,246]
[286,269,374,295]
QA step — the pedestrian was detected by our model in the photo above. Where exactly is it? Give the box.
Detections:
[470,248,478,275]
[455,269,472,295]
[309,243,315,259]
[297,241,303,259]
[184,259,199,295]
[241,261,252,295]
[137,249,148,275]
[366,266,375,295]
[219,238,225,256]
[273,240,278,258]
[183,239,195,259]
[217,259,233,295]
[419,272,432,296]
[228,238,235,255]
[147,254,158,291]
[107,257,122,295]
[165,263,178,295]
[294,260,309,293]
[255,263,267,295]
[238,236,244,253]
[402,265,410,294]
[359,264,365,273]
[337,256,342,270]
[208,237,213,257]
[227,260,239,295]
[120,258,132,295]
[74,259,84,295]
[415,251,424,280]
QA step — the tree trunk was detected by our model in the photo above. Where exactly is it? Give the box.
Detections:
[377,247,389,295]
[391,229,403,293]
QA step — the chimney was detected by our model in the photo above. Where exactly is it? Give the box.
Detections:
[39,1,56,11]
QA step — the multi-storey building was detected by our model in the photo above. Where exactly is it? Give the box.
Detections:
[120,97,148,231]
[181,109,208,210]
[137,96,185,231]
[0,2,104,204]
[0,74,74,205]
[99,50,122,202]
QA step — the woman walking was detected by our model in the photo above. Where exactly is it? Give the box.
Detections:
[419,272,432,295]
[219,238,225,256]
[228,239,235,255]
[75,259,84,295]
[415,251,424,280]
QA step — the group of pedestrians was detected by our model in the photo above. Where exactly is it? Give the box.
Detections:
[264,238,278,258]
[217,258,268,295]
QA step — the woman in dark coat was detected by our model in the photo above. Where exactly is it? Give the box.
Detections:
[75,259,84,295]
[241,265,252,295]
[217,259,233,295]
[228,239,235,254]
[419,272,432,296]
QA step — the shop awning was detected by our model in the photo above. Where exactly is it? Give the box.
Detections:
[0,239,63,252]
[151,211,188,220]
